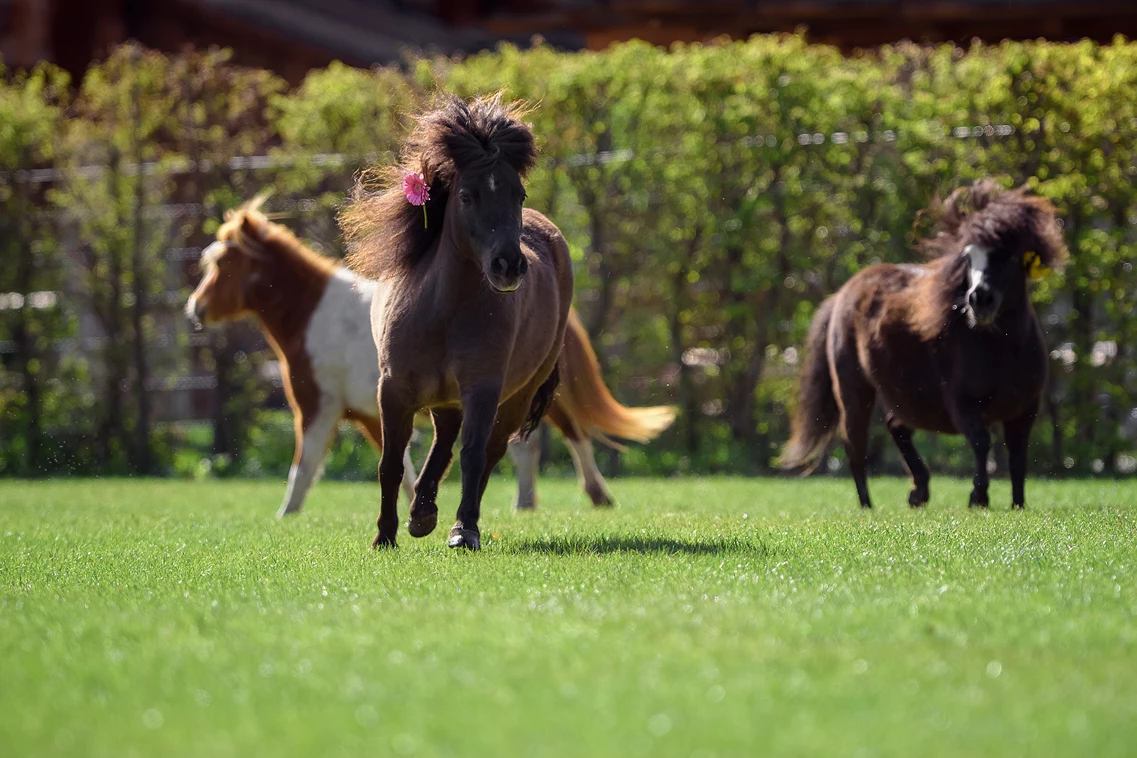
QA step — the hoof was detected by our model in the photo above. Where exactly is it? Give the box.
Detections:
[589,492,615,508]
[513,500,537,512]
[407,510,438,538]
[1011,503,1025,511]
[372,532,398,550]
[908,491,928,509]
[968,491,989,509]
[276,505,301,519]
[586,487,614,507]
[859,503,873,510]
[447,527,481,551]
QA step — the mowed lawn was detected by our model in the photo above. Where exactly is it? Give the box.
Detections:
[1,476,1134,757]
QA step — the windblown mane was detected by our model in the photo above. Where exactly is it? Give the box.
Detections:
[917,179,1068,270]
[340,92,537,281]
[911,179,1068,339]
[213,195,339,278]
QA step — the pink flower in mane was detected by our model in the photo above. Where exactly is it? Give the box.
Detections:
[402,171,430,228]
[402,172,429,206]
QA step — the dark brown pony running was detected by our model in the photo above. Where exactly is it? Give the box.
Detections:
[781,180,1067,510]
[342,93,573,550]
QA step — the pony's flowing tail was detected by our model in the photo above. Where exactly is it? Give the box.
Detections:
[554,308,677,448]
[779,297,839,472]
[520,362,559,441]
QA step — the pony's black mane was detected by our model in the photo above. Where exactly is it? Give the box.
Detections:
[918,178,1068,270]
[341,93,537,281]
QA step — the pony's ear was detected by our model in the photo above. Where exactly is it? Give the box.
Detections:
[233,211,270,260]
[239,212,267,244]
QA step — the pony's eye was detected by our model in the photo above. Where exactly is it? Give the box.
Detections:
[459,190,473,206]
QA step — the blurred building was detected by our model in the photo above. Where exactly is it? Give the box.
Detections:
[4,0,1137,82]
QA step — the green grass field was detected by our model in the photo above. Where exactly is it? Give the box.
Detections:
[1,476,1134,757]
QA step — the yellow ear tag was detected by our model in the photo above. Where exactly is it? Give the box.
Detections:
[1023,251,1050,280]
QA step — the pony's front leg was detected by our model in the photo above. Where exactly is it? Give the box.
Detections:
[407,408,462,537]
[375,381,415,548]
[450,384,503,550]
[278,399,342,518]
[954,407,991,508]
[1004,405,1038,510]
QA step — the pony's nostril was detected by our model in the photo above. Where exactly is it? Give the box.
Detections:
[969,288,995,313]
[516,257,528,277]
[490,256,508,277]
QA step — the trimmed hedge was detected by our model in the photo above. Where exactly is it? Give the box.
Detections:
[1,36,1135,478]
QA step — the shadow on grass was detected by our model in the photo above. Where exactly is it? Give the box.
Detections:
[511,534,767,557]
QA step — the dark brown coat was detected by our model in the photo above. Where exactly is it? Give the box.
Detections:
[342,93,573,550]
[781,180,1067,509]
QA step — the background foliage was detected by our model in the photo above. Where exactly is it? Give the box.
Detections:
[1,37,1135,479]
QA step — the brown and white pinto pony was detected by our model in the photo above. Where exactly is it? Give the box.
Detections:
[781,180,1067,510]
[187,200,675,518]
[186,199,416,518]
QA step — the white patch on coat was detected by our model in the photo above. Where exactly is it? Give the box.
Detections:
[487,174,496,193]
[305,268,383,417]
[279,266,415,514]
[963,244,990,300]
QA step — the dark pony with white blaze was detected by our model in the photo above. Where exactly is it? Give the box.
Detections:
[781,179,1067,510]
[342,93,574,550]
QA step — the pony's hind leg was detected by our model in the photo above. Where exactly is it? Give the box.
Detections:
[545,404,613,507]
[1004,405,1038,510]
[565,437,613,507]
[835,376,876,509]
[278,399,342,518]
[509,432,542,511]
[408,408,462,537]
[886,415,930,507]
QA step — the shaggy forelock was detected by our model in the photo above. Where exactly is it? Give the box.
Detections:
[341,92,537,282]
[919,179,1068,271]
[414,93,537,183]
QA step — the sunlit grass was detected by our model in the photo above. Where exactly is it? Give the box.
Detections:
[1,476,1134,757]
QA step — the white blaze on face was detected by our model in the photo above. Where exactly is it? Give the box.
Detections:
[200,239,230,266]
[486,174,496,194]
[963,244,990,300]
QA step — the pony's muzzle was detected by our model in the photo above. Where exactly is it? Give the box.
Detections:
[487,251,528,293]
[967,286,1000,325]
[185,296,207,328]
